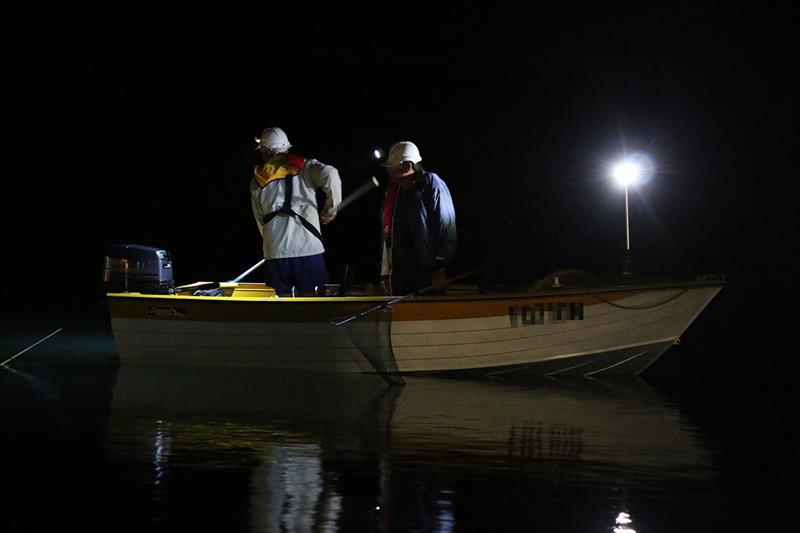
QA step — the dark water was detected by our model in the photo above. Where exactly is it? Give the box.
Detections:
[1,292,795,533]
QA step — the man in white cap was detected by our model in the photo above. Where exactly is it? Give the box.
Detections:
[250,127,342,296]
[379,141,457,295]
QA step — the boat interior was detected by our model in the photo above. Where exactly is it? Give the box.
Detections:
[162,269,725,300]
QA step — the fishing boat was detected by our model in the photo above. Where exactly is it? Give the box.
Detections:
[102,244,724,379]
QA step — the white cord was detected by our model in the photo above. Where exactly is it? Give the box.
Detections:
[1,328,63,366]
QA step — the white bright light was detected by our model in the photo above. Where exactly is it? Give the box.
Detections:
[609,151,655,187]
[612,161,642,186]
[616,512,632,525]
[613,511,636,533]
[373,148,385,159]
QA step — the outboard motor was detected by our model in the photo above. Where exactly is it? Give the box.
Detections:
[101,244,174,293]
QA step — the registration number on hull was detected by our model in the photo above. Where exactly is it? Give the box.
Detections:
[508,302,584,327]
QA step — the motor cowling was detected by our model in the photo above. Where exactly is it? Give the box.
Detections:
[102,244,174,293]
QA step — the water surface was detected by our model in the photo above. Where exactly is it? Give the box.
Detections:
[1,310,793,532]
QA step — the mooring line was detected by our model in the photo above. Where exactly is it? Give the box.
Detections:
[1,328,63,367]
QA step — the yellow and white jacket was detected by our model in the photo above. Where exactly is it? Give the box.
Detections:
[250,154,341,260]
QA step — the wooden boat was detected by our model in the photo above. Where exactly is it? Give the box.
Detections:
[104,264,724,378]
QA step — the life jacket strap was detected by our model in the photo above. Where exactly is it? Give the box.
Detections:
[261,174,324,243]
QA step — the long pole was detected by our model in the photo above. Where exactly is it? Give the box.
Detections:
[624,184,631,252]
[330,267,485,326]
[231,260,265,284]
[338,176,379,212]
[231,176,380,283]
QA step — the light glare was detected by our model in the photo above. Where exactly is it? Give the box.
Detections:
[612,161,641,186]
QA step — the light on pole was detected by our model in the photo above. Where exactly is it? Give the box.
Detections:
[611,159,643,276]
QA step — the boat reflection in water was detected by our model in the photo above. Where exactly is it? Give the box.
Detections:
[108,365,716,532]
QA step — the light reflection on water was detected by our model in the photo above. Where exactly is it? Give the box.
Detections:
[1,356,735,533]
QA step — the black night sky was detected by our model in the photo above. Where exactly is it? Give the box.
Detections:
[4,4,797,322]
[3,9,799,530]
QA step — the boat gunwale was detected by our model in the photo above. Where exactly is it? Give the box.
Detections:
[105,277,725,304]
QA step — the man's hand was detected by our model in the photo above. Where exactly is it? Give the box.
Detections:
[320,212,336,225]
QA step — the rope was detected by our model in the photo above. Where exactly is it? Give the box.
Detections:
[563,285,690,310]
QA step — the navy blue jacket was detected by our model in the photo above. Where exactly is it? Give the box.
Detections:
[380,171,457,273]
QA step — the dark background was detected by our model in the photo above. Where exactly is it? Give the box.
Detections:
[2,8,797,530]
[3,4,797,328]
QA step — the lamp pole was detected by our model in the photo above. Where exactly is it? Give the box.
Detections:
[622,182,632,276]
[624,182,631,252]
[612,160,641,277]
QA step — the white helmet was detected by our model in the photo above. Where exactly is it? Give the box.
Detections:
[254,127,292,152]
[382,141,422,167]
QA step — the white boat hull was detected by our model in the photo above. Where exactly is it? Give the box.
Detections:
[107,283,721,377]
